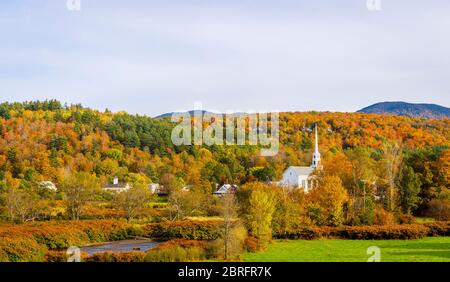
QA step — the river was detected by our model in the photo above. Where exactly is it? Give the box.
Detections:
[81,239,161,256]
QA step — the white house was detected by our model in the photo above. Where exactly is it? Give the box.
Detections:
[38,181,57,191]
[148,183,160,194]
[103,176,131,193]
[281,124,322,192]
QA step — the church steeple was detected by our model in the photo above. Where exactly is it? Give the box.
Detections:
[311,124,321,169]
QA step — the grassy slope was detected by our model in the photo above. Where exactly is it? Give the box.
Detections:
[243,237,450,262]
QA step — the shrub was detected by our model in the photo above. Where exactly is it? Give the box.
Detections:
[333,225,428,240]
[396,213,416,224]
[423,221,450,237]
[0,237,47,262]
[69,220,139,242]
[0,220,137,247]
[44,250,67,262]
[144,220,222,240]
[373,208,395,225]
[154,239,207,249]
[426,199,450,221]
[144,246,187,262]
[44,250,90,262]
[144,240,208,262]
[273,224,433,240]
[284,227,326,240]
[0,220,138,261]
[85,252,146,262]
[244,236,260,253]
[81,207,126,220]
[29,226,89,249]
[34,220,135,248]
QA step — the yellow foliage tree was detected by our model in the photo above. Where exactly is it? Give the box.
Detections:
[307,175,349,226]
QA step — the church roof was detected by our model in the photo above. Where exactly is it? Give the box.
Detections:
[287,166,315,176]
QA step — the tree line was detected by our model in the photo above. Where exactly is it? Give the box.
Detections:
[0,101,448,224]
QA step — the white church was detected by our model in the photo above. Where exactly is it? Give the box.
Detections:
[281,124,322,192]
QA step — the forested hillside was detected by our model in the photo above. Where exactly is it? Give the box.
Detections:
[358,101,450,119]
[0,100,448,217]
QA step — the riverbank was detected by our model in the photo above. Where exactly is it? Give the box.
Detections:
[0,220,140,262]
[1,219,449,262]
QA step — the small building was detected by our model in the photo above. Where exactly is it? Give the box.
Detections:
[213,184,238,197]
[38,181,57,191]
[148,183,160,194]
[103,176,131,193]
[151,184,168,196]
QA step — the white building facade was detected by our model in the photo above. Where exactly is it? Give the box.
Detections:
[103,176,131,193]
[281,124,322,192]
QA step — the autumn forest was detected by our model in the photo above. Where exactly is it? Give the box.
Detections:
[0,100,449,262]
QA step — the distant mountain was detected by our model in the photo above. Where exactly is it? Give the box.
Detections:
[155,102,450,119]
[155,110,216,119]
[358,102,450,119]
[155,110,249,119]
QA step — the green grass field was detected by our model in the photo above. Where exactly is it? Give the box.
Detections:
[243,237,450,262]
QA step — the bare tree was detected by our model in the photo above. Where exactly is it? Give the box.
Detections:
[115,183,155,221]
[221,194,237,260]
[62,172,100,220]
[2,187,41,223]
[167,188,207,220]
[212,194,246,260]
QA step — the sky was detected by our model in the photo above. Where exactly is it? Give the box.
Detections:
[0,0,449,117]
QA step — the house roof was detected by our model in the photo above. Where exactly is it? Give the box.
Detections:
[214,184,238,194]
[286,166,315,176]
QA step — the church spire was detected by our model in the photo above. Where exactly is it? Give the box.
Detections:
[314,124,319,154]
[311,124,321,168]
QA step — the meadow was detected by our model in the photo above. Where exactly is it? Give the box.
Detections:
[243,237,450,262]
